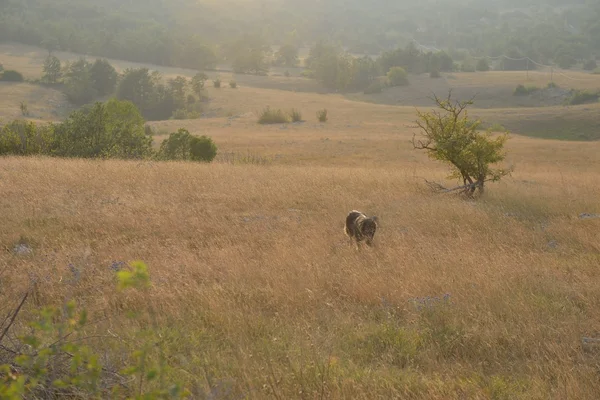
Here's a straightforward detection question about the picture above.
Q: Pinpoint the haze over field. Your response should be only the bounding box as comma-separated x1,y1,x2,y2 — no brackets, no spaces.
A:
1,0,600,399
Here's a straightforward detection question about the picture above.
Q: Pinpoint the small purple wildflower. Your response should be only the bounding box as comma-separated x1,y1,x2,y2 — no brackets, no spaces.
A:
110,261,126,272
68,263,81,282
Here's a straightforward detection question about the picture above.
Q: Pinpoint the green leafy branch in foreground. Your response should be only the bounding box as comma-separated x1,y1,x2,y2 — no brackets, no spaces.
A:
0,261,190,399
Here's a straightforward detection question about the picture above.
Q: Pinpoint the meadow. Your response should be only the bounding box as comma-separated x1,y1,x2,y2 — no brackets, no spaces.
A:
1,43,600,398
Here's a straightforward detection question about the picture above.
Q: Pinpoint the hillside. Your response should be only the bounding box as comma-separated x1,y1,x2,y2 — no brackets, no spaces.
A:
2,105,599,397
1,0,598,67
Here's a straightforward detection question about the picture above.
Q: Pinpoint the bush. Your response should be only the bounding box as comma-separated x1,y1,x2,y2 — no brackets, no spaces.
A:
429,69,441,78
159,128,216,162
289,109,303,122
594,68,600,75
258,107,289,124
229,80,237,88
461,62,476,72
476,58,490,72
190,135,217,162
567,90,599,105
387,67,408,87
0,120,55,156
213,79,221,88
547,82,558,89
0,70,24,82
583,59,598,71
0,63,3,72
52,99,153,159
364,81,385,94
317,108,328,123
514,84,539,96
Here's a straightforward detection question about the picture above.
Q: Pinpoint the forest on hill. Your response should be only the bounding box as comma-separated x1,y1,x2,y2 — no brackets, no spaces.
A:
1,0,599,71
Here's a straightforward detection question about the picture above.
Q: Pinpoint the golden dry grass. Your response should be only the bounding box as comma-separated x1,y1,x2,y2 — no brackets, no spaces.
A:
2,41,600,397
1,116,600,398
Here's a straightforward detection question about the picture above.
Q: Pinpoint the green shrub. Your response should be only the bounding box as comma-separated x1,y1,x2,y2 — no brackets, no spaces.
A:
190,135,217,162
547,82,558,89
567,90,599,105
364,81,385,94
229,80,237,88
0,120,55,156
387,67,408,87
0,70,24,82
213,78,221,88
0,261,191,398
159,128,217,162
289,108,303,122
52,98,153,159
429,69,441,78
461,62,476,72
583,59,597,71
317,108,328,123
514,84,539,96
476,58,490,72
0,63,3,72
258,107,289,124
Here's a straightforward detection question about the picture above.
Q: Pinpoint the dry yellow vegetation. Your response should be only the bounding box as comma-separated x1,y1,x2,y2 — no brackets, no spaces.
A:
2,93,600,398
1,42,600,398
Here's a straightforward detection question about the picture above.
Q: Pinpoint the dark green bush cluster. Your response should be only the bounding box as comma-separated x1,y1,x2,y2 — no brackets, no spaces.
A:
0,99,217,162
41,56,208,121
158,128,217,162
513,84,539,96
0,69,25,82
256,107,306,124
567,89,599,105
364,81,386,94
476,58,490,72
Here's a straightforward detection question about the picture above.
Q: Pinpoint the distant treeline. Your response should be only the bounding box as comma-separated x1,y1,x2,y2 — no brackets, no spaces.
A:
1,0,599,73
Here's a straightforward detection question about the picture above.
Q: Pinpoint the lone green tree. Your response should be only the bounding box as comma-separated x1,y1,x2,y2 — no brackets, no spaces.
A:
42,55,62,83
412,93,511,196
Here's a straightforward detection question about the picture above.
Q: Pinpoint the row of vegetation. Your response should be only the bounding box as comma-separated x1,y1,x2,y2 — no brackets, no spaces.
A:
36,56,214,121
513,82,600,105
257,107,328,124
0,99,217,162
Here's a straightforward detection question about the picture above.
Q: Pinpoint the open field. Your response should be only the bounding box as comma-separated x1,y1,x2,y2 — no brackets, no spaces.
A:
2,39,600,398
2,102,600,398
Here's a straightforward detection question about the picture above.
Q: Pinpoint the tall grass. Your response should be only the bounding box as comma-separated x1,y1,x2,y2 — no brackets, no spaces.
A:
1,153,599,398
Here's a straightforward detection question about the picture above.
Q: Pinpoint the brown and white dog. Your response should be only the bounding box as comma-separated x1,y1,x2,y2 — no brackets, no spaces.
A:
344,210,379,248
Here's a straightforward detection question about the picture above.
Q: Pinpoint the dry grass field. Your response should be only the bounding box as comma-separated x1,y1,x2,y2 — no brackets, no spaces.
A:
2,41,600,398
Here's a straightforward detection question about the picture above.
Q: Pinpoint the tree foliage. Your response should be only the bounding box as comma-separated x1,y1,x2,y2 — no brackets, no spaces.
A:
412,93,511,196
387,67,409,87
52,98,153,159
275,44,299,67
89,59,118,96
62,58,97,105
42,55,61,83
